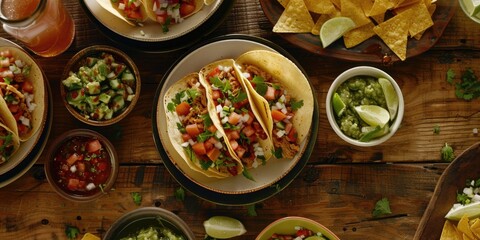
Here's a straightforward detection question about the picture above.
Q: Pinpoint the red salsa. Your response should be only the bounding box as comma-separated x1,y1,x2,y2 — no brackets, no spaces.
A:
51,136,111,196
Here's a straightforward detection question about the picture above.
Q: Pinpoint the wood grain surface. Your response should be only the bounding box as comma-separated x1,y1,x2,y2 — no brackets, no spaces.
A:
0,0,479,239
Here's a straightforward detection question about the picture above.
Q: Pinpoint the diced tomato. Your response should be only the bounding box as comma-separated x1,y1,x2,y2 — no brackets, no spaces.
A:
192,142,207,155
156,13,167,24
233,99,249,109
206,148,221,161
77,162,85,172
245,112,254,125
86,140,102,153
265,86,276,100
225,130,240,140
0,50,12,58
228,112,242,125
21,81,34,93
97,162,108,171
180,3,195,17
204,141,214,151
242,125,255,137
206,137,218,145
181,133,192,142
229,140,238,150
287,127,298,142
211,90,222,101
175,102,190,116
13,110,23,121
271,109,287,121
284,122,293,134
185,124,201,137
67,178,80,191
248,134,257,143
296,229,313,237
95,172,108,184
8,104,19,113
66,153,80,166
227,163,238,176
207,124,217,133
207,67,221,79
78,180,86,190
235,146,246,159
124,8,143,20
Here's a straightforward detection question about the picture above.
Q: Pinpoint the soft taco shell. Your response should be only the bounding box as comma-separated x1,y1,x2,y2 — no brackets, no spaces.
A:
0,121,20,165
0,47,46,142
164,72,243,179
199,59,274,167
144,0,204,22
235,50,314,146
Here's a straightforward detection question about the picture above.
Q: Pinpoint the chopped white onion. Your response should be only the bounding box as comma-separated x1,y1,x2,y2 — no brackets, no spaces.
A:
118,3,125,10
181,142,189,147
215,130,223,139
276,130,286,138
107,71,116,79
19,116,30,127
188,139,196,146
70,165,77,173
242,72,250,79
86,183,96,191
214,142,223,149
126,86,134,94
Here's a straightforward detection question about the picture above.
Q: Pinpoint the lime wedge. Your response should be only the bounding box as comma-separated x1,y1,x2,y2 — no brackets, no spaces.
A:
445,201,480,221
354,105,390,128
464,0,480,16
359,124,390,142
332,92,346,117
203,216,246,239
320,17,356,48
378,78,399,120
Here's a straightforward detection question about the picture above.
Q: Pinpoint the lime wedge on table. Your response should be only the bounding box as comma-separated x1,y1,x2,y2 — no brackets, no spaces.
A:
332,92,346,117
203,216,246,239
445,201,480,221
378,78,399,120
354,105,390,128
320,17,356,48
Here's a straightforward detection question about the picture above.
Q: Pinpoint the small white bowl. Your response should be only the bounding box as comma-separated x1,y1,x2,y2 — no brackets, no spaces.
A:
326,66,404,147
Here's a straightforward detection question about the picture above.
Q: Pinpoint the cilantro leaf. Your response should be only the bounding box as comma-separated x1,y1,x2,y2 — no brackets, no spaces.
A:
131,192,142,206
290,99,304,111
186,88,199,100
242,168,255,181
446,68,455,85
211,77,231,93
372,197,392,218
65,225,80,240
197,131,214,142
272,148,283,159
252,76,268,96
232,91,248,103
247,204,257,216
433,125,440,134
441,143,455,162
174,187,185,201
202,114,213,128
167,102,176,112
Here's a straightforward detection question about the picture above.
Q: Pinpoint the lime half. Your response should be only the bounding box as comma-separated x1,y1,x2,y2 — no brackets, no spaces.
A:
320,17,356,48
378,78,399,120
332,92,346,117
354,105,390,128
445,201,480,221
359,124,390,142
463,0,480,16
203,216,246,239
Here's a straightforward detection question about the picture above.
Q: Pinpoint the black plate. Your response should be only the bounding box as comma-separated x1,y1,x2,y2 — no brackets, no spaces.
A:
79,0,235,53
152,34,319,206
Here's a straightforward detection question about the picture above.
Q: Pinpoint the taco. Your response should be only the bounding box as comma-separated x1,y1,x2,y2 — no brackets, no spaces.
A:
104,0,149,23
199,59,273,171
0,47,46,142
144,0,204,32
235,50,314,159
0,121,20,165
164,73,244,178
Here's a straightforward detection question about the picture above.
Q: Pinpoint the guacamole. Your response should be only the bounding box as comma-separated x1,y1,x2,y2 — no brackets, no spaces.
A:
334,76,388,139
120,226,185,240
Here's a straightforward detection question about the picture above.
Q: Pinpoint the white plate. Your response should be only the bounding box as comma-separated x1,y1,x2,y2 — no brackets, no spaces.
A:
83,0,223,42
156,37,313,194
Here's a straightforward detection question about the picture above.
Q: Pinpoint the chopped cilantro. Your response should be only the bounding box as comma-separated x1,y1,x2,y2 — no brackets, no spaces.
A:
176,122,186,134
372,197,392,218
446,68,455,85
441,143,455,162
202,114,213,128
232,91,247,103
272,148,283,159
457,192,471,205
200,158,213,170
174,187,185,201
167,102,176,112
131,192,142,205
65,225,80,240
211,77,231,93
448,68,480,101
242,168,255,181
252,76,268,96
186,88,199,100
433,125,440,134
290,99,304,111
247,204,257,217
197,131,214,142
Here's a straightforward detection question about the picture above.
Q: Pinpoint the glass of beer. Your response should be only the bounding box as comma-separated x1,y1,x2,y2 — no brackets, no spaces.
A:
0,0,75,57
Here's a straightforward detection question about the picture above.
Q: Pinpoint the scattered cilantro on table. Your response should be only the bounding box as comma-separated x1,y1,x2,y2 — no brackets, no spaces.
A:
175,187,185,201
247,204,257,217
441,143,455,162
372,197,392,218
433,125,440,134
131,192,142,206
446,68,480,101
65,225,80,240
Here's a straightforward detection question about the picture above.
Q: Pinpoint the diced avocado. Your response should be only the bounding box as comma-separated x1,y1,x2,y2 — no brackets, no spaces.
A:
66,88,85,102
62,74,83,91
86,95,100,109
86,57,98,67
104,108,114,120
111,95,125,113
68,100,86,111
105,89,116,97
121,69,135,86
78,66,93,82
109,79,121,90
91,104,109,120
112,62,127,78
116,88,126,98
99,93,111,104
86,81,101,95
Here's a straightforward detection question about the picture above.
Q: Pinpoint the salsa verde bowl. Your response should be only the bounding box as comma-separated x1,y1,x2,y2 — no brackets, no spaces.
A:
44,129,118,202
326,66,404,147
104,207,196,240
60,45,141,126
256,216,340,240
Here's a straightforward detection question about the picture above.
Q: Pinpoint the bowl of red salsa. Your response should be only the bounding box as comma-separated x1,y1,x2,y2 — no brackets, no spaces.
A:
45,129,118,202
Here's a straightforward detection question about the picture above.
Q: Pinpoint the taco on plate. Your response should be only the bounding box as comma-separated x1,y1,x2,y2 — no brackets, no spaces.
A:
164,73,244,178
0,47,45,142
104,0,149,23
235,50,314,159
144,0,204,32
199,59,273,171
0,121,20,165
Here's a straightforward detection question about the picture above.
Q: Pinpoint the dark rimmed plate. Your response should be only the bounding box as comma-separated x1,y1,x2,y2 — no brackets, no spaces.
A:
152,34,319,205
80,0,235,52
259,0,457,63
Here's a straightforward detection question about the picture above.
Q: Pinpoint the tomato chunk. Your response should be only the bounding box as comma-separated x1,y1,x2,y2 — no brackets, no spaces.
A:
175,102,191,116
271,109,287,122
207,148,221,161
180,3,195,17
185,124,201,137
66,153,80,166
228,112,242,125
67,178,80,191
192,142,207,155
86,140,102,153
242,125,255,137
265,86,276,100
212,90,222,101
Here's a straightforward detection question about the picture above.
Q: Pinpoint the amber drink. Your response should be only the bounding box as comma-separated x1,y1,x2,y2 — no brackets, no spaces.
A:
0,0,75,57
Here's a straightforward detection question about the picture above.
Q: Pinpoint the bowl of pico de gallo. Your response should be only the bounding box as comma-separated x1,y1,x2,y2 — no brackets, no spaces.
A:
44,129,118,202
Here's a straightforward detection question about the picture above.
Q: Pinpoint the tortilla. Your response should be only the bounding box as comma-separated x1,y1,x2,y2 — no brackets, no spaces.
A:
0,47,46,142
163,73,243,179
103,0,149,23
144,0,204,23
235,50,314,159
199,59,274,170
0,122,20,165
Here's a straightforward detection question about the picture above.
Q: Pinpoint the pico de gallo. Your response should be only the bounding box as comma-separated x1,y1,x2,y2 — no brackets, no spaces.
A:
111,0,146,22
166,74,242,177
50,136,112,196
0,127,16,164
269,226,330,240
204,64,268,169
149,0,197,33
239,64,304,159
0,49,36,140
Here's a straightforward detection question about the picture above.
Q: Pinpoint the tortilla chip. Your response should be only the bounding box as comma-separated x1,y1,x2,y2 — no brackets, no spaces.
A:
341,0,371,27
277,0,289,8
311,14,331,35
413,3,436,40
396,0,420,8
440,220,462,240
404,2,433,37
273,0,315,33
368,0,395,16
331,0,341,8
305,0,336,14
344,22,376,48
371,13,385,24
373,13,410,60
458,215,476,240
470,218,480,239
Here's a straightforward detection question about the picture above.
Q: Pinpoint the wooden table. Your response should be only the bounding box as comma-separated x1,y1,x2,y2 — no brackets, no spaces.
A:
0,0,479,239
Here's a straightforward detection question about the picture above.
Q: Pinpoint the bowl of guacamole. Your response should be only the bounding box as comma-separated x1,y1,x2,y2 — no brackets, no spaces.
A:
104,207,195,240
326,66,404,147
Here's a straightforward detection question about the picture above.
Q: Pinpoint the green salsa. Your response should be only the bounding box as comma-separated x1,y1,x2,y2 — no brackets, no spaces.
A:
117,217,186,240
334,76,388,140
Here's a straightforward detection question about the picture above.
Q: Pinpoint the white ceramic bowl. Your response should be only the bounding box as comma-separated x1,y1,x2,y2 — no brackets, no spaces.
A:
326,66,404,147
256,216,340,240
